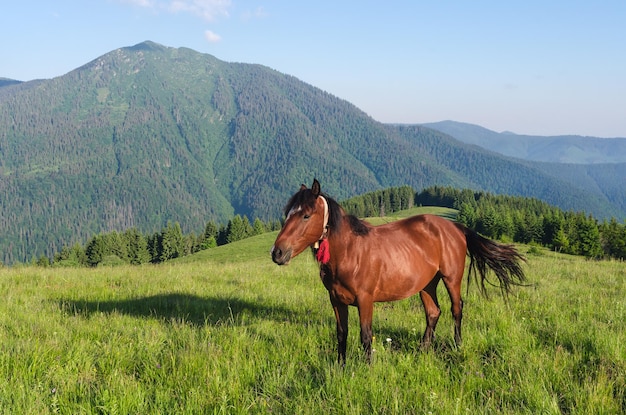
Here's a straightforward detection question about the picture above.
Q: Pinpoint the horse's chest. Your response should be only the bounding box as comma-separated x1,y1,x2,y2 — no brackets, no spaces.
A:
320,265,357,305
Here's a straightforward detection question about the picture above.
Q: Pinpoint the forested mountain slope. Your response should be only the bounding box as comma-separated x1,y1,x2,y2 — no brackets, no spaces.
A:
422,121,626,215
393,125,619,218
530,162,626,218
0,41,622,263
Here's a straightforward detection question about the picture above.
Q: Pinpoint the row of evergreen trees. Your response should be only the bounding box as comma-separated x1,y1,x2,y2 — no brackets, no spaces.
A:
417,186,626,259
23,185,626,267
31,215,280,267
343,185,626,260
340,186,415,218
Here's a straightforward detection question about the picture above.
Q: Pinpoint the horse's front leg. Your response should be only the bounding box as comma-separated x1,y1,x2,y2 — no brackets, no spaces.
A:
357,298,374,363
331,298,349,365
419,276,441,350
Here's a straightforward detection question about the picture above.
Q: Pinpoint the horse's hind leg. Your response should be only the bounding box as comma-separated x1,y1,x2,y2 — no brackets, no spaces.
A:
442,272,464,347
419,274,441,349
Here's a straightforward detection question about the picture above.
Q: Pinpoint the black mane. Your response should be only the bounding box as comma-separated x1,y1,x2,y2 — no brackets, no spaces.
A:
284,189,370,236
346,214,370,236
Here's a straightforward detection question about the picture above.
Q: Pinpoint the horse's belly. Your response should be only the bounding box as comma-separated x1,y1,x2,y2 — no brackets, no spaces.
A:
373,266,437,302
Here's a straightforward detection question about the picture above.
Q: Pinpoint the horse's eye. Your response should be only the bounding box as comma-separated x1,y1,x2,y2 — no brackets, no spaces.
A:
303,214,311,220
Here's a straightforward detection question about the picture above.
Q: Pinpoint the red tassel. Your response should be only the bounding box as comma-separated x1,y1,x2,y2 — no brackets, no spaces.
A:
316,239,330,264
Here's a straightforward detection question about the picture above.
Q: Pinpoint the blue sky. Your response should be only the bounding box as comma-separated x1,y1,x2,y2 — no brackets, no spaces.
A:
2,1,625,137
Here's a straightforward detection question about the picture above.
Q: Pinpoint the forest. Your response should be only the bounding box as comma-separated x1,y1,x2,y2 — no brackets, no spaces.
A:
1,41,624,265
413,186,626,259
344,185,626,260
15,185,625,268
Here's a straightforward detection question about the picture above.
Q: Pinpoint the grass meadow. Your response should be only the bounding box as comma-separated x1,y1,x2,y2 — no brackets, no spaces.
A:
1,214,625,413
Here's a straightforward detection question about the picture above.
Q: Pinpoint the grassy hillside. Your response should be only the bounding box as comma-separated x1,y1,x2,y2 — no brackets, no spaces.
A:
1,225,624,413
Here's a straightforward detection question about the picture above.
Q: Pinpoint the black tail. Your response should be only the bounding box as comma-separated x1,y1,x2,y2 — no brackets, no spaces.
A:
457,224,527,298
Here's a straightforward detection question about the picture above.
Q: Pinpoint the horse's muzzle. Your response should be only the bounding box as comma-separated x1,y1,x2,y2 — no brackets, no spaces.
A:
271,245,292,265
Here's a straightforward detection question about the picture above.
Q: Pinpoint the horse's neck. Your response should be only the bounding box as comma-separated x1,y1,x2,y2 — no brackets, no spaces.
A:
328,212,353,244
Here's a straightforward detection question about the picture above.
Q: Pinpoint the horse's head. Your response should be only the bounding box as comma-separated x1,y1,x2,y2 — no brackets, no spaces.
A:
271,179,329,265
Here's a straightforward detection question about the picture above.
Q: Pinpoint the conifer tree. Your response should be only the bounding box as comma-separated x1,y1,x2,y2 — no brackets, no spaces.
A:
125,228,150,265
160,222,185,261
252,218,266,235
226,215,250,243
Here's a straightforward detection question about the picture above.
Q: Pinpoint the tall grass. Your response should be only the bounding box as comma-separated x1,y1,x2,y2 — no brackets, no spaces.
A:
0,232,624,414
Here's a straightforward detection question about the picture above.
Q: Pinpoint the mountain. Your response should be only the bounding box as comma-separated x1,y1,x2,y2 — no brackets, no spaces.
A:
0,41,624,264
422,120,626,217
0,78,23,88
423,120,626,164
528,161,626,220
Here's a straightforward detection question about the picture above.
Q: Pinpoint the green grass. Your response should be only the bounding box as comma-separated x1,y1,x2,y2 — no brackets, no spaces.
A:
1,231,624,414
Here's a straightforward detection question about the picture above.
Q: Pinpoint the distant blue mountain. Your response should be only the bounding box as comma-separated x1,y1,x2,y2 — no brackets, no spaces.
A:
423,120,626,164
0,78,23,88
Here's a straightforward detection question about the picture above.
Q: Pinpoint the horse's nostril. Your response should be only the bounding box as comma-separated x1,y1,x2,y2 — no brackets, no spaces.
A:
271,245,291,265
271,246,282,263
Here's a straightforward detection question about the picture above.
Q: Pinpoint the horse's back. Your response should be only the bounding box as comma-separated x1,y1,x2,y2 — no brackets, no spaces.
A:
378,214,464,243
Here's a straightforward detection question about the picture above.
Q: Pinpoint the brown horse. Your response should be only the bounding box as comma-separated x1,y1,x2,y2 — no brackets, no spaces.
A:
271,179,526,363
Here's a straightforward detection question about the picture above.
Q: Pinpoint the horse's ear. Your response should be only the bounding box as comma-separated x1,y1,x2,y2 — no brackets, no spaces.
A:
311,179,321,197
300,184,307,191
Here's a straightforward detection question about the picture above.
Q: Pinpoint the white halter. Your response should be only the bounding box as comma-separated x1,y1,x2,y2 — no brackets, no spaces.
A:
319,196,329,240
313,196,329,250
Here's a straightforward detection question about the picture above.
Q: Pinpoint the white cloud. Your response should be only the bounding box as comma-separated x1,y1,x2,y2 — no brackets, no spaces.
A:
119,0,155,7
168,0,231,21
117,0,230,42
118,0,231,21
204,30,222,43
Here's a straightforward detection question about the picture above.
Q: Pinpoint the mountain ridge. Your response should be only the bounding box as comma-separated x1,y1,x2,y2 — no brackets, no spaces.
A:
423,120,626,164
0,78,23,88
0,41,623,264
